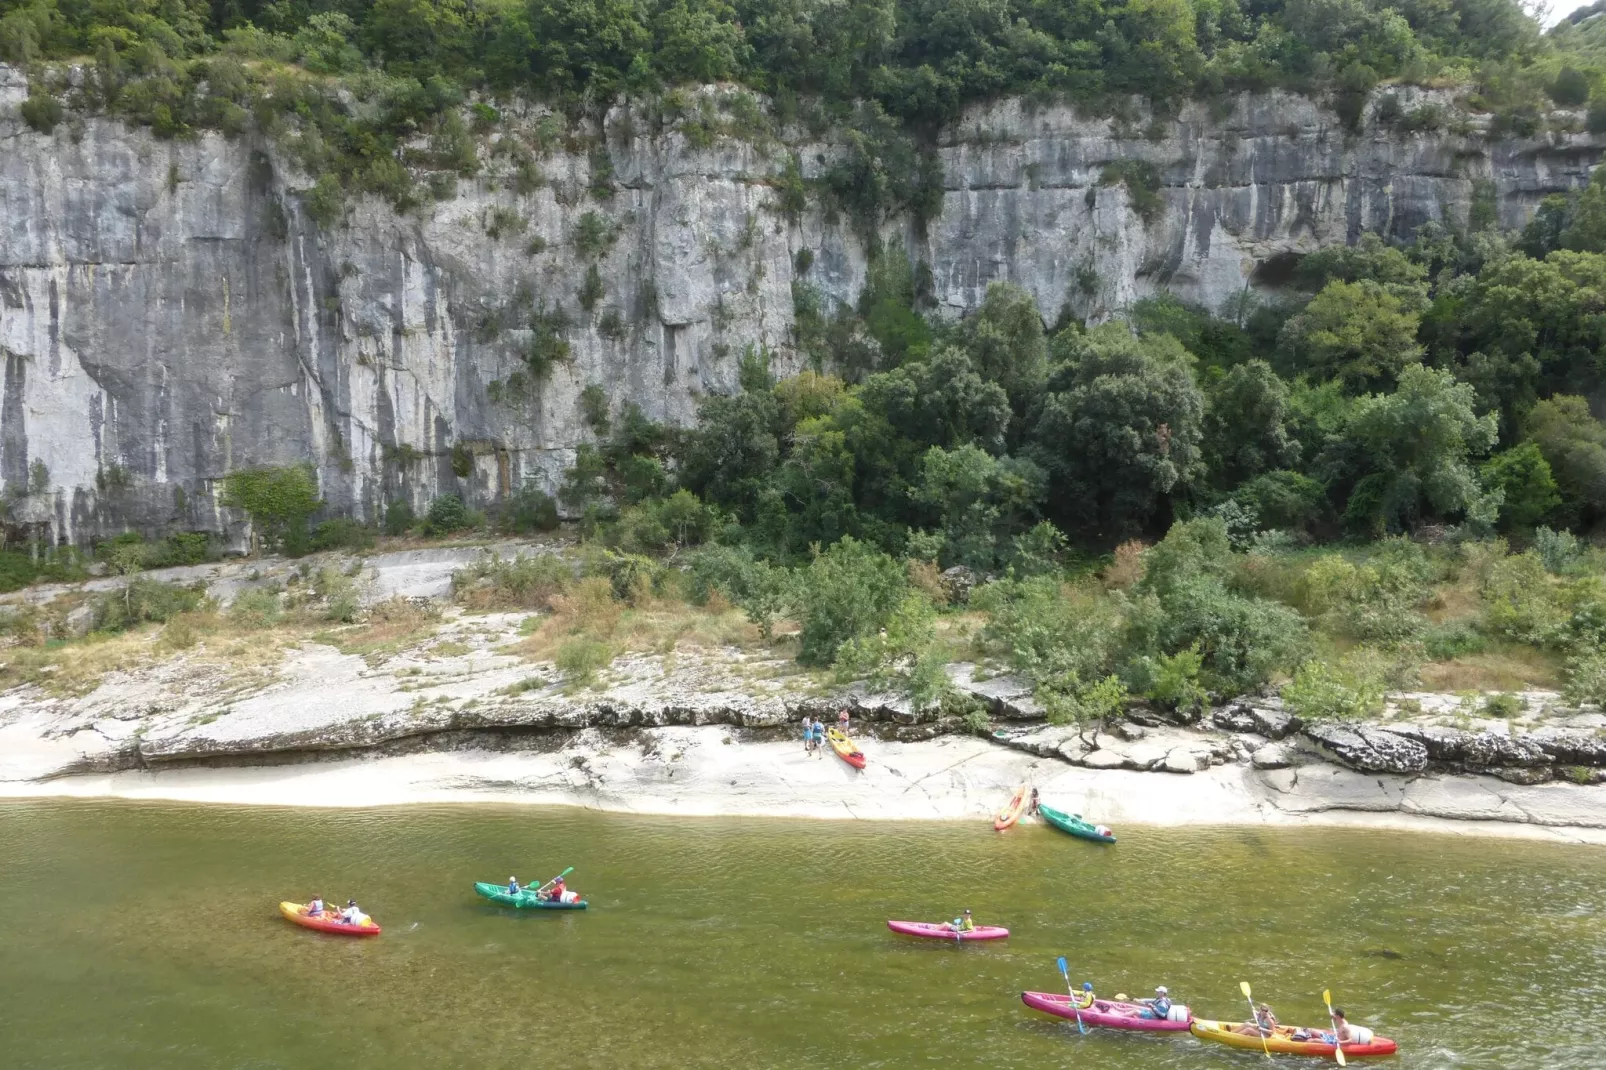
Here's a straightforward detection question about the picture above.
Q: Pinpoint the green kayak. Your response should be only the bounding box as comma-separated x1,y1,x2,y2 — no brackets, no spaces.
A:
1038,804,1116,844
474,881,589,910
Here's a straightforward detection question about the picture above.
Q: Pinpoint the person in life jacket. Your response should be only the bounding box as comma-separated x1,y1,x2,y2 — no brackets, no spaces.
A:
305,895,325,917
1073,981,1096,1010
1141,986,1173,1019
507,876,521,895
944,909,975,933
340,899,364,925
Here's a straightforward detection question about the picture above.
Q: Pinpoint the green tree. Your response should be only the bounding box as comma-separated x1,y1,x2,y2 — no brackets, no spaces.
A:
1331,365,1499,535
913,444,1045,570
1278,279,1423,392
1527,395,1606,528
652,0,750,83
795,536,907,665
1480,442,1560,531
220,464,322,552
1202,360,1299,488
1027,324,1205,541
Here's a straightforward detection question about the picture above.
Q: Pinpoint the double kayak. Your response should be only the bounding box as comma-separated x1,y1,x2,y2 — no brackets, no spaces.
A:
1038,803,1116,843
826,726,866,769
1190,1019,1398,1058
993,784,1028,830
887,919,1009,941
474,882,588,910
1021,991,1190,1031
279,901,381,936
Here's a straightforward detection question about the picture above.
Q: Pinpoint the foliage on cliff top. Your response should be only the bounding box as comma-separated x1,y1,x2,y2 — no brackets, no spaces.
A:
0,0,1592,147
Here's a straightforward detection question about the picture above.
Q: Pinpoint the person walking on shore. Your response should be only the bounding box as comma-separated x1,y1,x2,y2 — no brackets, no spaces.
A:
802,716,816,755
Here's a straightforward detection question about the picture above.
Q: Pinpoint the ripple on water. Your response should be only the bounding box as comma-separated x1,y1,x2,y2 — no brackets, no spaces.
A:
1,800,1604,1068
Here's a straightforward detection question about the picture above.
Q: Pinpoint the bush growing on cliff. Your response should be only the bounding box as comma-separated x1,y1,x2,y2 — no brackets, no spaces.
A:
94,580,205,633
221,465,322,553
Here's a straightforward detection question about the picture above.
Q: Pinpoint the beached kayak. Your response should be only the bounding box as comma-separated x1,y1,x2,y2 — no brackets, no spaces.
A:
994,784,1028,830
1020,991,1190,1031
826,727,866,769
1038,804,1116,843
474,882,588,909
1190,1018,1398,1058
278,901,381,935
886,920,1009,941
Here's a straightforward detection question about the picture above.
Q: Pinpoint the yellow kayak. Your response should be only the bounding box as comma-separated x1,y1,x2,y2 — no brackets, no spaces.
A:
826,726,865,768
1190,1019,1398,1058
994,784,1027,830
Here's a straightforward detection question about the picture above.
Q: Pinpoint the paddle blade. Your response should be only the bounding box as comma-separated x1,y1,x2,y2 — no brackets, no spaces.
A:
1240,981,1253,999
1323,989,1332,1008
1057,956,1069,978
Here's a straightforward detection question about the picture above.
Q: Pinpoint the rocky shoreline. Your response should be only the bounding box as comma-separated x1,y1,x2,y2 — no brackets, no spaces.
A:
1,545,1604,839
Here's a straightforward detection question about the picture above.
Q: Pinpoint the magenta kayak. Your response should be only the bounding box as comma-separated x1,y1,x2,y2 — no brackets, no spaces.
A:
886,920,1010,941
1020,991,1192,1031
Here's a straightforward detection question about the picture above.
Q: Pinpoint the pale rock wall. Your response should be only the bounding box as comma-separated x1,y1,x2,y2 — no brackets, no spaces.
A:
0,65,1601,545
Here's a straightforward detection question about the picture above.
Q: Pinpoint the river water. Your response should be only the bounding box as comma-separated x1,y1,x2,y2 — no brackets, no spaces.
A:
2,800,1603,1068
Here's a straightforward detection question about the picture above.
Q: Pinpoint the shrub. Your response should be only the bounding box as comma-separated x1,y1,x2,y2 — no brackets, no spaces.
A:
555,636,612,687
1422,620,1488,660
424,494,470,535
1534,526,1581,575
220,464,322,551
96,580,205,632
1141,644,1208,720
383,498,416,536
795,537,907,666
1282,658,1385,721
1482,692,1523,718
975,575,1115,686
311,518,376,553
453,552,573,611
1482,551,1565,646
1564,649,1606,708
21,93,63,134
499,483,561,534
832,593,950,708
316,567,361,623
229,587,282,629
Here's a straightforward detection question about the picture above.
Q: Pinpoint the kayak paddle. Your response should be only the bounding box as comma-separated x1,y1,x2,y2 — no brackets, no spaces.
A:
534,866,574,897
1323,989,1346,1067
1056,956,1087,1035
1240,981,1271,1060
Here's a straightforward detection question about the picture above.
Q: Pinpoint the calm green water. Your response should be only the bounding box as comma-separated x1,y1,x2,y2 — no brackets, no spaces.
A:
3,801,1604,1068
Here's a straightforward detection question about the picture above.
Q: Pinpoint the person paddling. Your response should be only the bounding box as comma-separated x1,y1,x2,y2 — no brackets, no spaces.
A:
942,908,976,933
1141,986,1173,1020
340,899,364,925
1233,1002,1278,1036
1073,981,1096,1010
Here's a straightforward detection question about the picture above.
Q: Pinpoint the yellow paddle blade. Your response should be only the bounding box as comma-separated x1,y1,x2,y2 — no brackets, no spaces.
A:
1240,981,1253,999
1323,989,1332,1006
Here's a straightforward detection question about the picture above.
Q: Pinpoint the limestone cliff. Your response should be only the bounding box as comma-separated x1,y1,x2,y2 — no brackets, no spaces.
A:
0,65,1600,545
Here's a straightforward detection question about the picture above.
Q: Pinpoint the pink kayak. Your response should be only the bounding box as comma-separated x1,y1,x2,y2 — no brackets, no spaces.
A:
1021,991,1191,1031
886,920,1009,941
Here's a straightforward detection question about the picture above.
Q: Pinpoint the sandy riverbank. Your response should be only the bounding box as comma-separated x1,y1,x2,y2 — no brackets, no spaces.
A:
6,728,1606,844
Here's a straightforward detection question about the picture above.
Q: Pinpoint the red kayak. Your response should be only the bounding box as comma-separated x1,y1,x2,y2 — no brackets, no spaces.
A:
887,919,1009,941
279,901,381,936
1022,990,1190,1031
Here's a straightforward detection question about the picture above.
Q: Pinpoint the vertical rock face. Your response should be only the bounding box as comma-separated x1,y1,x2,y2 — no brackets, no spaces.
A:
0,66,1601,545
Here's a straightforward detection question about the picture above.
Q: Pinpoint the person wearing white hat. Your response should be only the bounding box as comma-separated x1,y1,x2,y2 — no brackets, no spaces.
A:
1144,986,1174,1020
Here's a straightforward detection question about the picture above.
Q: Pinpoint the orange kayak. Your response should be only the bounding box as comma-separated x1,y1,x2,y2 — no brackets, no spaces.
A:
994,784,1028,830
279,901,381,936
